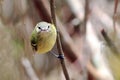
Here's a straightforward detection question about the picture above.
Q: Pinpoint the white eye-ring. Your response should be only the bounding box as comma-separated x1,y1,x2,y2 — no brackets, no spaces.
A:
36,26,41,32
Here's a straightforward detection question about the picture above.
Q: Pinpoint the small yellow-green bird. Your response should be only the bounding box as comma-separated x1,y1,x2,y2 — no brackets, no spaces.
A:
30,21,57,54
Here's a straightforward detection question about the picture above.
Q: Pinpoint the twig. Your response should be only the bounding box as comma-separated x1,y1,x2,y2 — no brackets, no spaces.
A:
82,0,89,35
50,0,70,80
92,6,120,33
86,21,114,80
101,29,119,55
33,0,51,22
113,0,118,32
80,0,90,79
21,58,39,80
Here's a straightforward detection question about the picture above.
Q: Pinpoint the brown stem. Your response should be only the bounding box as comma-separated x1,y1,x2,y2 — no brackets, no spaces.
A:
113,0,118,32
101,29,119,55
81,0,90,79
50,0,70,80
81,0,89,35
33,0,51,22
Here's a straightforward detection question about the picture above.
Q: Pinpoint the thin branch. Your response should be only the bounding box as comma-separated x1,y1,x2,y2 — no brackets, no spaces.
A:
33,0,51,22
80,0,90,79
21,58,39,80
101,29,119,54
50,0,70,80
82,0,89,35
113,0,118,32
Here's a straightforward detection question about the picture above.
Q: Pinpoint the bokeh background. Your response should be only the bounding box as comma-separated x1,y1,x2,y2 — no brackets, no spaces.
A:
0,0,120,80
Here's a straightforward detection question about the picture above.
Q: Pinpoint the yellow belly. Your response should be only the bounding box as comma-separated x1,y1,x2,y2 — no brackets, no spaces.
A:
37,25,57,54
37,35,56,54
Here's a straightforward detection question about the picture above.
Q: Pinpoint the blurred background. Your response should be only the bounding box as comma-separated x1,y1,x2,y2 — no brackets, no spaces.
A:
0,0,120,80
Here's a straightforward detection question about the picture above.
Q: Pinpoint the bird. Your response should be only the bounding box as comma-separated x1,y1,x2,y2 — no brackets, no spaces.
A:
30,21,57,54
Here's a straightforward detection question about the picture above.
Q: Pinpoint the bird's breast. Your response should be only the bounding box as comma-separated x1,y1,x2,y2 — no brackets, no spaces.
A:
37,32,56,54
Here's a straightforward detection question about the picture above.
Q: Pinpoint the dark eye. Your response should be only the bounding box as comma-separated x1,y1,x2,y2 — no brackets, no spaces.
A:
38,26,41,29
48,26,50,28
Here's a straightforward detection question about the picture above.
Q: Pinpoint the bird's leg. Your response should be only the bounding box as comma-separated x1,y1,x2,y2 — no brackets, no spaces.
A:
49,51,64,59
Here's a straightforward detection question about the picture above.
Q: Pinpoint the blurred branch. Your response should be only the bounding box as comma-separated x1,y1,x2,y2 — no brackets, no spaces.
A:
92,6,120,34
86,21,114,80
21,58,39,80
50,0,70,80
66,0,84,21
33,0,51,22
101,29,119,55
81,0,90,79
113,0,118,32
82,0,89,35
66,0,116,79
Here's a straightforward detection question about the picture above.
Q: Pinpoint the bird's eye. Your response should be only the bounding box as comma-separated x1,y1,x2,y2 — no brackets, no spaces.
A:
48,26,50,28
38,26,41,29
